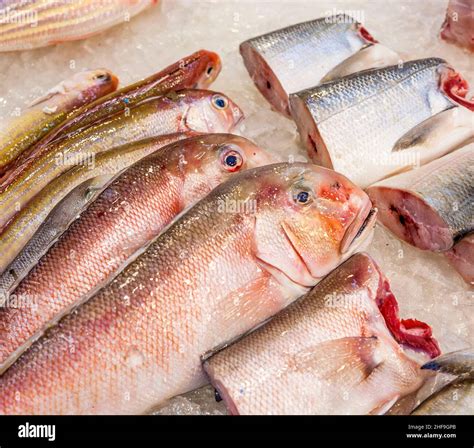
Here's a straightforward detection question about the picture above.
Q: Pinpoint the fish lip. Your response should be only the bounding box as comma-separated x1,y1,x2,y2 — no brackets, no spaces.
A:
231,105,245,130
341,205,377,254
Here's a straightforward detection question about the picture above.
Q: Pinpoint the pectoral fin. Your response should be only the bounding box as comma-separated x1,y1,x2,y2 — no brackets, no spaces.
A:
290,336,381,385
391,108,473,163
321,44,401,83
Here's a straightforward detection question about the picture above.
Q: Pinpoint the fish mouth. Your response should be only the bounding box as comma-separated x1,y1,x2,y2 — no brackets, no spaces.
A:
202,363,240,415
231,104,245,130
340,204,377,254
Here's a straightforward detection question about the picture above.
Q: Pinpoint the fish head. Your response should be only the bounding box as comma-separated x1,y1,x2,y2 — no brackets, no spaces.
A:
192,50,222,88
180,89,244,134
173,134,277,205
69,69,119,99
249,163,375,288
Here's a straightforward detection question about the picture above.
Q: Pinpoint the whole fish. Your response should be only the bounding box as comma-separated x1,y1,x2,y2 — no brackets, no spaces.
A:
240,14,399,116
203,252,439,415
0,49,221,180
0,134,186,302
0,0,155,52
0,134,276,373
290,58,474,187
440,0,474,52
0,68,118,170
0,134,191,277
0,162,375,414
0,89,243,233
367,145,473,252
445,233,474,286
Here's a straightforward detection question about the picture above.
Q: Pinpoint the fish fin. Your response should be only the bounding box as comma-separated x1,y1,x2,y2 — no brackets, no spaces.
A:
391,107,473,159
392,110,453,152
290,336,381,386
27,82,68,108
422,348,474,379
321,44,400,83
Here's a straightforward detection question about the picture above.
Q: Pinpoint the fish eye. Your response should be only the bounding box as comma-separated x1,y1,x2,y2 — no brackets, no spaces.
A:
212,95,228,110
220,145,244,172
206,65,214,76
94,73,111,82
294,190,312,205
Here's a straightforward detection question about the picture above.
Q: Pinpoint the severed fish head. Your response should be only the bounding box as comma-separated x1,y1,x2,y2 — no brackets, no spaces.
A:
242,163,376,289
180,89,244,134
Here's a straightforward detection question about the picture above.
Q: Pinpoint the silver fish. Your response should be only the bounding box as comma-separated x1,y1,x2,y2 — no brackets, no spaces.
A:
290,58,474,187
240,14,398,116
367,145,473,252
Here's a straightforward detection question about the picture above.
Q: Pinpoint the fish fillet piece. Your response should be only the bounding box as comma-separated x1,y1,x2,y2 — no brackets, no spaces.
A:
0,162,374,414
240,14,400,116
0,68,118,170
367,145,473,252
290,58,474,187
445,233,474,286
0,89,243,233
0,0,155,52
0,49,221,180
0,134,277,373
203,252,439,415
440,0,474,52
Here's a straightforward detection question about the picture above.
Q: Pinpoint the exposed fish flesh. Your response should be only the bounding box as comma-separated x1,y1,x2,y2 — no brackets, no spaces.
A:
0,162,375,414
290,58,474,187
240,14,399,116
0,50,221,180
440,0,474,52
0,69,118,170
0,134,276,373
0,89,243,233
0,134,190,279
367,145,473,252
203,252,439,415
0,0,155,52
445,233,474,286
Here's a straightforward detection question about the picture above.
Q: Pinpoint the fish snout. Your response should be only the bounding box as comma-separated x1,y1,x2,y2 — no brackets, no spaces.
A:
340,198,377,254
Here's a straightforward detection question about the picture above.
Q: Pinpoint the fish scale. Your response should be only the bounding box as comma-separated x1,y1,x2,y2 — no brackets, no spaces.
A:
204,253,437,415
0,0,155,52
290,58,473,187
0,134,276,373
0,162,373,414
0,68,118,170
367,144,473,252
0,89,243,233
